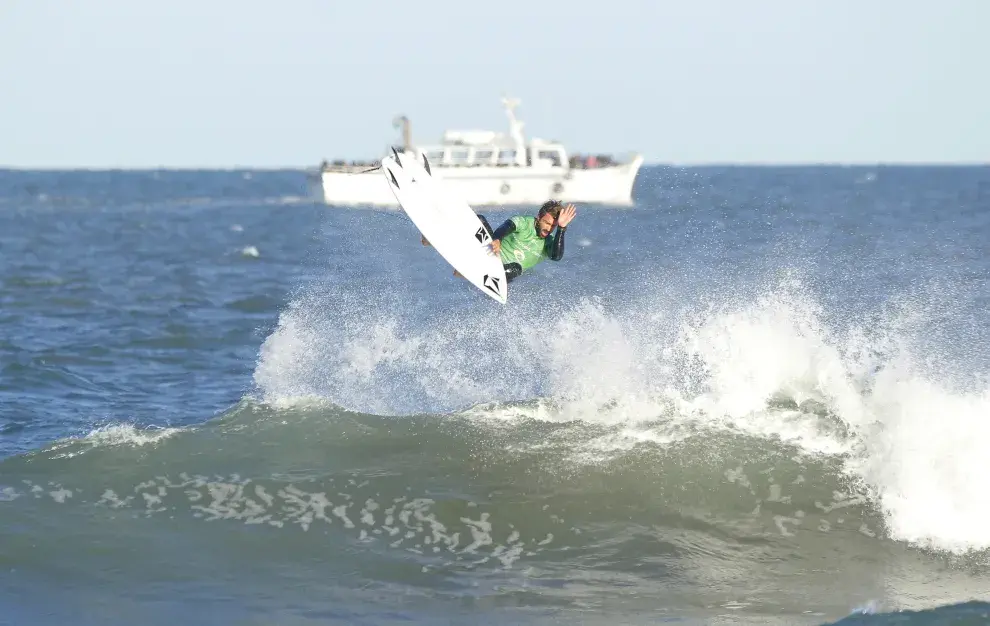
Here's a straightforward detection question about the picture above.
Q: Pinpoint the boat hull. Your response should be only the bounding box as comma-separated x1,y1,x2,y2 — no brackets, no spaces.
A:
312,155,644,207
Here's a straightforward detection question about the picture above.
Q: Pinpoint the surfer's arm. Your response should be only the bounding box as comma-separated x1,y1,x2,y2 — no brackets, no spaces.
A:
491,220,516,240
548,226,566,261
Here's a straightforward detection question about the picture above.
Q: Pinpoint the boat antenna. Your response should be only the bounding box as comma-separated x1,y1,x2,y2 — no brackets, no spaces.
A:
393,115,411,151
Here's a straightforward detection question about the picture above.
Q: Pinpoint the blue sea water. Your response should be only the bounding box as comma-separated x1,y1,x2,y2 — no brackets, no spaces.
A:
1,165,989,625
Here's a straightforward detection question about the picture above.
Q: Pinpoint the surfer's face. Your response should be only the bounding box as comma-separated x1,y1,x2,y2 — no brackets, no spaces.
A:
536,213,556,238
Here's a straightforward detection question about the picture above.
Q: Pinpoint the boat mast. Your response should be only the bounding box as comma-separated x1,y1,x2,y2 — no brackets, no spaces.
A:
501,97,526,166
392,115,411,152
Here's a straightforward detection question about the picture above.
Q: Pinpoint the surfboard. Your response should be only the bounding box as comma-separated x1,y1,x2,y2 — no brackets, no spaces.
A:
381,149,508,304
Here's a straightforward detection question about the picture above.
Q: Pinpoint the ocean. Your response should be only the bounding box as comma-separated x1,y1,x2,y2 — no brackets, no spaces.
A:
1,165,988,625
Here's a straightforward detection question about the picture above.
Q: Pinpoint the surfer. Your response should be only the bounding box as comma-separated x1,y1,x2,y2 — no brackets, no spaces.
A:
422,200,576,283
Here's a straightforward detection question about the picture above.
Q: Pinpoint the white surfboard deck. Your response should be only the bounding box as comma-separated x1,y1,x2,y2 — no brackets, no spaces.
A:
381,149,507,304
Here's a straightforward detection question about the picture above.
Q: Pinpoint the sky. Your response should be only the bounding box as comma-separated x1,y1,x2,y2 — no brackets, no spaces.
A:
1,0,987,168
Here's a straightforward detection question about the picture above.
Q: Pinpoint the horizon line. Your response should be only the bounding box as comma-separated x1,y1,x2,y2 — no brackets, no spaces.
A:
1,160,988,172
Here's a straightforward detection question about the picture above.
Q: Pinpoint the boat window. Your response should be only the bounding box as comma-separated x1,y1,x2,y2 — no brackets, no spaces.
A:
497,150,516,165
473,149,494,164
426,150,446,164
450,150,469,165
538,150,562,166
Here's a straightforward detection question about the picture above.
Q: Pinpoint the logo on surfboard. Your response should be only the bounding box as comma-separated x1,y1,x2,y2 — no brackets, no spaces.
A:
482,274,501,296
475,227,491,244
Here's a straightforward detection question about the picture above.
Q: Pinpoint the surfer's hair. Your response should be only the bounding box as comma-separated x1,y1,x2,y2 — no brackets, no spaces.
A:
538,200,563,220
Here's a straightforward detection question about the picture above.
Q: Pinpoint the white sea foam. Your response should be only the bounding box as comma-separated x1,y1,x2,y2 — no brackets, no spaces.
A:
252,273,990,553
45,423,184,459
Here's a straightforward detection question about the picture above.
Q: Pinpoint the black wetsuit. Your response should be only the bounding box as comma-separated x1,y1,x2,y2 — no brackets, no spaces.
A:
477,214,566,282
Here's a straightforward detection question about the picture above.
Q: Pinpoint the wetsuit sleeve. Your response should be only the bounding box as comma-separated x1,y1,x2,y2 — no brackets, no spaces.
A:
547,226,566,261
492,219,516,240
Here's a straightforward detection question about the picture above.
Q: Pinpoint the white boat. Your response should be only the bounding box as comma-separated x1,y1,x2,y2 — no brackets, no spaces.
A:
309,97,644,207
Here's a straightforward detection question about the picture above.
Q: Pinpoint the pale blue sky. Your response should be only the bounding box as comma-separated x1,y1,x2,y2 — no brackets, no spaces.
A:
1,0,987,168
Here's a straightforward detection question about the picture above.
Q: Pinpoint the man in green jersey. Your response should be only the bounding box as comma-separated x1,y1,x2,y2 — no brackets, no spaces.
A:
422,200,577,283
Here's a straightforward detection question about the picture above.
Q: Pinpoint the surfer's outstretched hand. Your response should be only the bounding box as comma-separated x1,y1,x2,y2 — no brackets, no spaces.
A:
558,204,577,228
490,239,501,256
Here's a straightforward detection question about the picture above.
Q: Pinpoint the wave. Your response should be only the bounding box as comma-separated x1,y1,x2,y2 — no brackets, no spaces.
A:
1,394,986,620
2,261,988,618
249,268,990,556
0,397,879,572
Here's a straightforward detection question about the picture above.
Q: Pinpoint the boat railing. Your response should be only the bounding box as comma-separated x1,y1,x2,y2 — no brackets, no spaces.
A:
568,153,631,169
318,152,637,173
320,159,382,173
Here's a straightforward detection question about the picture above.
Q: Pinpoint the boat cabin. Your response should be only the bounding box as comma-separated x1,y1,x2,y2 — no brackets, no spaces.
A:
317,97,622,173
418,142,567,169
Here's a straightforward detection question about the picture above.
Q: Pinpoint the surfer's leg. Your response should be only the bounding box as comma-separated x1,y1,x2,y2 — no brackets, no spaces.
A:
504,263,523,283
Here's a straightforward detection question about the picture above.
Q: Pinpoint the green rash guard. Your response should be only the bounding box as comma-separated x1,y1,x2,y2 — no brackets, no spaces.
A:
495,215,566,271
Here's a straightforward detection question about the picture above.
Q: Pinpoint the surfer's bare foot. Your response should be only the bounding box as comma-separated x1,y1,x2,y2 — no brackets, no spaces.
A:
421,236,431,247
453,270,463,278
